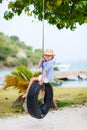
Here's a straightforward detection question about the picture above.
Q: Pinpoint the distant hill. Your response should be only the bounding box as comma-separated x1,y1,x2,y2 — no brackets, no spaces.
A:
0,32,42,69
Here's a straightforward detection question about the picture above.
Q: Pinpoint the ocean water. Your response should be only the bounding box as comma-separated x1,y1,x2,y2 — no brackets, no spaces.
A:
69,61,87,71
0,61,87,87
0,69,13,86
59,61,87,87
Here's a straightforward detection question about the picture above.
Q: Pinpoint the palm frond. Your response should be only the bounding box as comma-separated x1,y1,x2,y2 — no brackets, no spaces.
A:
16,66,32,81
4,65,41,93
32,71,41,77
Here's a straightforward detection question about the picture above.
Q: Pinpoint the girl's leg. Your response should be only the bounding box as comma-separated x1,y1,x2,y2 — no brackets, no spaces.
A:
40,86,45,104
22,77,38,98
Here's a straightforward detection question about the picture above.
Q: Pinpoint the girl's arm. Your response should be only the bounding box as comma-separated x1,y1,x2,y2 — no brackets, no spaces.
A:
37,57,44,68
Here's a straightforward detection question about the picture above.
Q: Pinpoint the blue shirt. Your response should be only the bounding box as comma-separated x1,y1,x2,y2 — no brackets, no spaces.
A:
40,59,55,81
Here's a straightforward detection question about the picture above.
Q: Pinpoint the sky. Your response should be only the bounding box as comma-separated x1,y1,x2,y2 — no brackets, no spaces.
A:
0,1,87,63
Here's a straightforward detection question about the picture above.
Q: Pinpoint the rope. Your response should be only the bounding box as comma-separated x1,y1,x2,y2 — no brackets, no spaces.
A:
42,0,45,53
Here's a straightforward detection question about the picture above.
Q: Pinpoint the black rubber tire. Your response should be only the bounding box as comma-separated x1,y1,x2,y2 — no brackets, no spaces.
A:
27,81,53,119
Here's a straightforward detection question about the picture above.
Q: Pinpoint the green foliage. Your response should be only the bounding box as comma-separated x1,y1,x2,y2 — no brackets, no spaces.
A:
0,33,18,60
3,58,28,67
2,0,87,30
0,0,2,3
54,66,59,71
0,45,10,60
16,57,29,66
10,36,19,41
13,65,33,81
4,65,41,93
4,11,14,20
4,65,32,93
32,71,41,77
0,33,42,68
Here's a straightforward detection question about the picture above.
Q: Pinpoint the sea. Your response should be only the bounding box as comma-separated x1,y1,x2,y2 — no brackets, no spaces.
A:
0,61,87,88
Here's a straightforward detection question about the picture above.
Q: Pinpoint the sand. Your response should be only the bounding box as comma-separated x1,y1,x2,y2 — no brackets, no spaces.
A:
0,106,87,130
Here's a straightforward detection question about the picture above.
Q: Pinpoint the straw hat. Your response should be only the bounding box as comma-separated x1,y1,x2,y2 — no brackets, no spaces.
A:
44,49,55,56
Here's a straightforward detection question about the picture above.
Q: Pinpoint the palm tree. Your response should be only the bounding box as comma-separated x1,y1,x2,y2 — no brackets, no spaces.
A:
4,65,41,93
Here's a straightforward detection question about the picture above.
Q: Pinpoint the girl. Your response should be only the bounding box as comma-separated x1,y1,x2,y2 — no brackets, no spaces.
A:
22,49,55,98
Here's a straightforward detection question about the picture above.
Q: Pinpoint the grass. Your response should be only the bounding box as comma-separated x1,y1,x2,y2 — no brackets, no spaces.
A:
53,86,87,108
0,86,87,118
0,87,23,118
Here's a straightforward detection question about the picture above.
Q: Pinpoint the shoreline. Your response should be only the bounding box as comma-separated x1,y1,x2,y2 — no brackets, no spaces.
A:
55,71,87,79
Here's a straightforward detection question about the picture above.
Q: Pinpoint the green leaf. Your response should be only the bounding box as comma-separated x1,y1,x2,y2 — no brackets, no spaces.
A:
8,1,14,9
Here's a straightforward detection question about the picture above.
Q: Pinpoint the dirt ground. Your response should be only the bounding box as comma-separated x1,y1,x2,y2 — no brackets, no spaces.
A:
0,106,87,130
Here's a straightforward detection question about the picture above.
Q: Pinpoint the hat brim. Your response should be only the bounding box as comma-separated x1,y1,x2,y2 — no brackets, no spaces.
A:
44,53,55,56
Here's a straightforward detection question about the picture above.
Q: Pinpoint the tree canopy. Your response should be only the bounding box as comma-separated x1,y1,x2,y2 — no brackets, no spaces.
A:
1,0,87,30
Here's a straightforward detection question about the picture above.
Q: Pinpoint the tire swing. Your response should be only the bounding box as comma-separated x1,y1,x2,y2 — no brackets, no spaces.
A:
27,81,53,119
27,0,53,119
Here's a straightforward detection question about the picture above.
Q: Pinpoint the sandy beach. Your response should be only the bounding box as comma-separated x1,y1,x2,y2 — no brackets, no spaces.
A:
0,105,87,130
